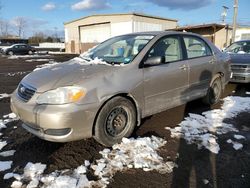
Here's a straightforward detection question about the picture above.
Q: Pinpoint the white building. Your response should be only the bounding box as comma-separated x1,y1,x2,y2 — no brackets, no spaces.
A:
235,26,250,41
64,13,178,53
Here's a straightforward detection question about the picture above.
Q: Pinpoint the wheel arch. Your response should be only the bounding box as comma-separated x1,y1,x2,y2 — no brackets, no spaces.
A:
92,93,141,136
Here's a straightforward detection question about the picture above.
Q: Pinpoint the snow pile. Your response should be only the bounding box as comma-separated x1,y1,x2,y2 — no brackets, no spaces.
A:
90,136,174,187
73,56,111,66
33,61,60,71
165,96,250,154
9,136,173,188
0,93,9,100
10,162,46,188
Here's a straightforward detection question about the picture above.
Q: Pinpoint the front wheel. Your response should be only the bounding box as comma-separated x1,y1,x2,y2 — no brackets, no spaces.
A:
94,97,136,146
203,76,222,105
8,51,14,56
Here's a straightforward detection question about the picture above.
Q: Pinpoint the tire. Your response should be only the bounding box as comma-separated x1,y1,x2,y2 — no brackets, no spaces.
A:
8,51,14,56
203,76,222,105
94,97,136,146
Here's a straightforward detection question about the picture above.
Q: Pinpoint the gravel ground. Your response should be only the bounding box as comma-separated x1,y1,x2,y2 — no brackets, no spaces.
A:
0,54,249,188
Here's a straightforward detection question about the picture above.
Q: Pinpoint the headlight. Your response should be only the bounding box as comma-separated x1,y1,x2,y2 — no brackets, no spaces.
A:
36,86,86,105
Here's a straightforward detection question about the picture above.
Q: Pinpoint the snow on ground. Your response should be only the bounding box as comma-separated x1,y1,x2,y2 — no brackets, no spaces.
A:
25,59,54,62
0,113,19,175
227,139,243,150
8,55,50,60
165,96,250,154
0,150,16,157
9,136,174,188
0,93,9,100
0,161,12,172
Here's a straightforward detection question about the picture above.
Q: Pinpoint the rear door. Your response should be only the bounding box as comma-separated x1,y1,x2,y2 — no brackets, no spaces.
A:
182,35,215,99
143,35,189,116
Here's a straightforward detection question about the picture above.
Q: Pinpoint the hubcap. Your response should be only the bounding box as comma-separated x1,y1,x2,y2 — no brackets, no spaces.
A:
106,107,128,137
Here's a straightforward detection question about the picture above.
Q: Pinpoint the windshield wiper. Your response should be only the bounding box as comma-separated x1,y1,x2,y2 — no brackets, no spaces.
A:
79,56,92,62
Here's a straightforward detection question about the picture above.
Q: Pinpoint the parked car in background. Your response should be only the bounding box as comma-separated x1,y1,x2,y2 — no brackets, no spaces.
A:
1,44,35,55
224,40,250,83
11,31,231,146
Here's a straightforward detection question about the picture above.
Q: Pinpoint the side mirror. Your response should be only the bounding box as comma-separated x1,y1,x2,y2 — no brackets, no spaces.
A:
144,56,165,67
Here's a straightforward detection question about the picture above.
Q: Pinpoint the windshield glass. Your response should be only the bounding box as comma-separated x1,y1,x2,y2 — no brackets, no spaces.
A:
225,41,250,54
81,34,155,64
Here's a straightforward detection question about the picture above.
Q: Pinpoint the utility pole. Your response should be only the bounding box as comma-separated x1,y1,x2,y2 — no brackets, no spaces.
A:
232,0,238,43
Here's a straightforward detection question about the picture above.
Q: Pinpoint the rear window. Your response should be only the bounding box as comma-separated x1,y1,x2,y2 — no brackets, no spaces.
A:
183,36,212,58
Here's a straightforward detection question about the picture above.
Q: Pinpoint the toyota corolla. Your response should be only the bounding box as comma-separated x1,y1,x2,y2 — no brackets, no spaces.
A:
11,31,231,146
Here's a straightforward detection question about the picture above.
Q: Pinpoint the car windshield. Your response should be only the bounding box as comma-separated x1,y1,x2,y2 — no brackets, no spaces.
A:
225,41,250,54
80,34,155,64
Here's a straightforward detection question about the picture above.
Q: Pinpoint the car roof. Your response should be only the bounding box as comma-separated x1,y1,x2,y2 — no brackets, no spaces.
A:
119,31,205,38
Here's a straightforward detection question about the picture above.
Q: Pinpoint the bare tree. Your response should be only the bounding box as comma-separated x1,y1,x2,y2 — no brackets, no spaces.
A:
12,17,26,38
0,19,10,37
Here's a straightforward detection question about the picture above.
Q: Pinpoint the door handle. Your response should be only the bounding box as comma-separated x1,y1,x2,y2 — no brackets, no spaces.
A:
179,64,187,70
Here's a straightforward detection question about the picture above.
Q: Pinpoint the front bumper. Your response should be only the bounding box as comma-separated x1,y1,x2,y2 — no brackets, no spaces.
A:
10,90,99,142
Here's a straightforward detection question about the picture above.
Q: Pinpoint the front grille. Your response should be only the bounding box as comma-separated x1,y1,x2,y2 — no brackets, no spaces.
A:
232,76,246,81
231,65,248,69
17,83,36,102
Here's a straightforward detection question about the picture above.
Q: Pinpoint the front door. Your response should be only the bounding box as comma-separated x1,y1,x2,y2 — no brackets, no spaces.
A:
143,35,189,116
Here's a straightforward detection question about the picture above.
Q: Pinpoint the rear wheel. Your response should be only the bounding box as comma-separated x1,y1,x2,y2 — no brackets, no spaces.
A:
28,50,33,55
94,97,136,146
203,76,222,105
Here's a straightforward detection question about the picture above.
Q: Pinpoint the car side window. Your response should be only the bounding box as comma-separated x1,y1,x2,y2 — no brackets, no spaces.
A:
148,36,183,63
183,36,212,58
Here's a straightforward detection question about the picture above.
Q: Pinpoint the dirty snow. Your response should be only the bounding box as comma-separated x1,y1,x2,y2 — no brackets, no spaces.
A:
0,161,12,171
0,93,9,100
165,96,250,154
10,136,174,188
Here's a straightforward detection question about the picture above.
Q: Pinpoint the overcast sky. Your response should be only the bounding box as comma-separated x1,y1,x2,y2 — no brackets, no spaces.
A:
0,0,249,38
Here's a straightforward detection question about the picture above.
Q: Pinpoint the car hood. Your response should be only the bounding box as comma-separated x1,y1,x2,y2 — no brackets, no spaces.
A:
1,47,9,51
229,53,250,65
21,58,117,92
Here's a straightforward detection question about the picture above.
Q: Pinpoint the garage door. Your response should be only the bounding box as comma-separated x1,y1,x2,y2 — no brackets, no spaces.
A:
80,23,111,43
